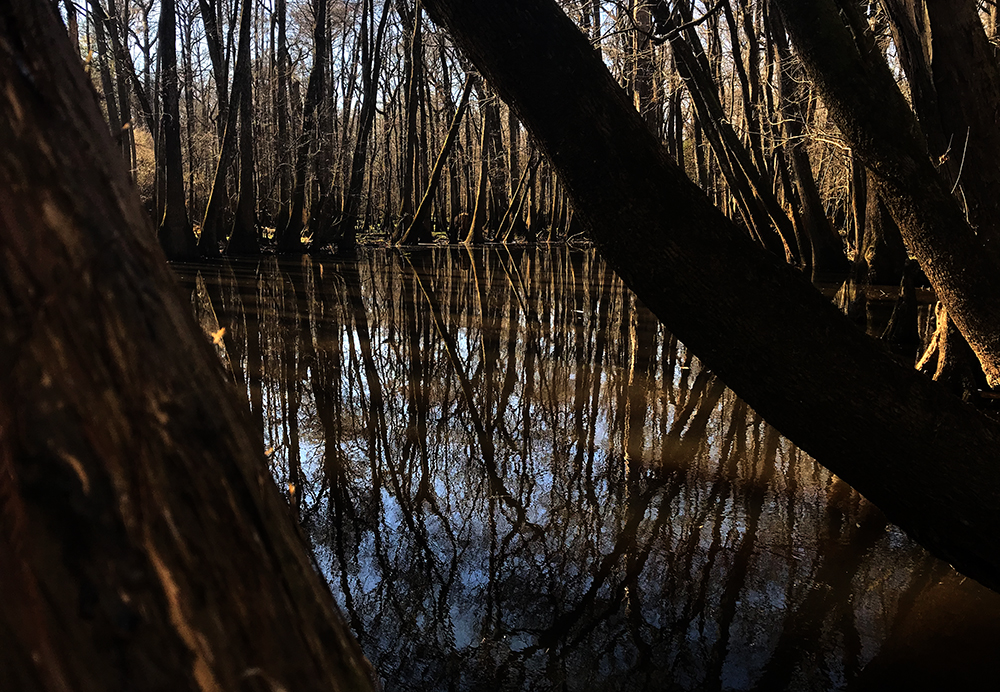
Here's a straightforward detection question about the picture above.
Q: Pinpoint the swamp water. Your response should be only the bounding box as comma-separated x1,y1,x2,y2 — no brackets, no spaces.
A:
175,246,1000,691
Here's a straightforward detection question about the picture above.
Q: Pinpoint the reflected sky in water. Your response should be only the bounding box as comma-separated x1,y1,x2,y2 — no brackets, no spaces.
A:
176,246,1000,692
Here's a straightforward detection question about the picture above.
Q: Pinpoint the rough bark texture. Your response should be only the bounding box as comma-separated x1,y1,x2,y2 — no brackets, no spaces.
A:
882,0,1000,259
0,2,378,688
773,0,1000,387
420,0,1000,591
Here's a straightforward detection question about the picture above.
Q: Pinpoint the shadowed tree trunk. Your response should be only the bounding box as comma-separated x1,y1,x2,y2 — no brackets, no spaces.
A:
882,0,1000,260
198,0,229,145
0,0,378,688
199,0,253,256
277,0,327,253
322,0,392,250
226,0,260,256
398,0,424,226
274,0,291,230
156,0,198,259
398,75,474,244
420,0,1000,592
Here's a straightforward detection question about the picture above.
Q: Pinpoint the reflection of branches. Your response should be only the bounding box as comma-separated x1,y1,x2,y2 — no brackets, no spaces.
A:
404,252,540,535
172,248,977,690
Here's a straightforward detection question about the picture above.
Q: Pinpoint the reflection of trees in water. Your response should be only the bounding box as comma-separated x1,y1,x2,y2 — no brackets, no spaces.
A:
187,247,950,691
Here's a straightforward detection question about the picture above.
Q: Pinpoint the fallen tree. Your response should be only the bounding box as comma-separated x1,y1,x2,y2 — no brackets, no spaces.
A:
419,0,1000,591
0,1,377,689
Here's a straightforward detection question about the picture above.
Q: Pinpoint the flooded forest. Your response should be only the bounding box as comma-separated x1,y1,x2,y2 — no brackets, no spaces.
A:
4,0,1000,691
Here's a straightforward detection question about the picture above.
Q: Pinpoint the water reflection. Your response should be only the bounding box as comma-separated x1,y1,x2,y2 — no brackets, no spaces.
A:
176,247,1000,691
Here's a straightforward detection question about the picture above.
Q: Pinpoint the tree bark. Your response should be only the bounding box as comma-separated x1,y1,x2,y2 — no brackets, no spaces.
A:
276,0,327,253
226,0,260,256
773,0,1000,387
0,1,378,688
398,75,474,244
156,0,198,260
881,0,1000,260
420,0,1000,592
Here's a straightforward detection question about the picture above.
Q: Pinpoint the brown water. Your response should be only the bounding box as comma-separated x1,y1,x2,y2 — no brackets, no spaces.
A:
175,246,1000,692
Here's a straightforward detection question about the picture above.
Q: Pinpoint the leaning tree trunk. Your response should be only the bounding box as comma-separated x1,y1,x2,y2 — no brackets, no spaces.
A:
0,2,378,688
882,0,1000,260
773,0,1000,387
767,5,848,276
398,75,474,244
420,0,1000,593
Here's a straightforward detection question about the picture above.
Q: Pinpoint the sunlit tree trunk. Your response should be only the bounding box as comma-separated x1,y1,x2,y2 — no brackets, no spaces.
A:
659,0,799,261
631,1,659,133
766,5,848,275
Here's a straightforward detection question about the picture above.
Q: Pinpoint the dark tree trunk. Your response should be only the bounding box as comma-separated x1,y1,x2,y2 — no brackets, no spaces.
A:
200,0,253,257
421,0,1000,592
276,0,327,253
198,0,230,144
472,78,509,237
322,0,392,250
88,0,120,136
226,0,259,256
882,0,1000,258
0,1,378,688
399,76,474,244
156,0,198,260
861,170,907,286
108,0,134,168
274,0,291,229
774,0,1000,387
399,0,424,224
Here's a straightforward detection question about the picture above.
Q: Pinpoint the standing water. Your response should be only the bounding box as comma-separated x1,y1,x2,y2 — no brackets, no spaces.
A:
175,246,1000,691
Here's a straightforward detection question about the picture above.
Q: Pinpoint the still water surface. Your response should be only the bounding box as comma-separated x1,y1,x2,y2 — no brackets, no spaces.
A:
176,246,1000,691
